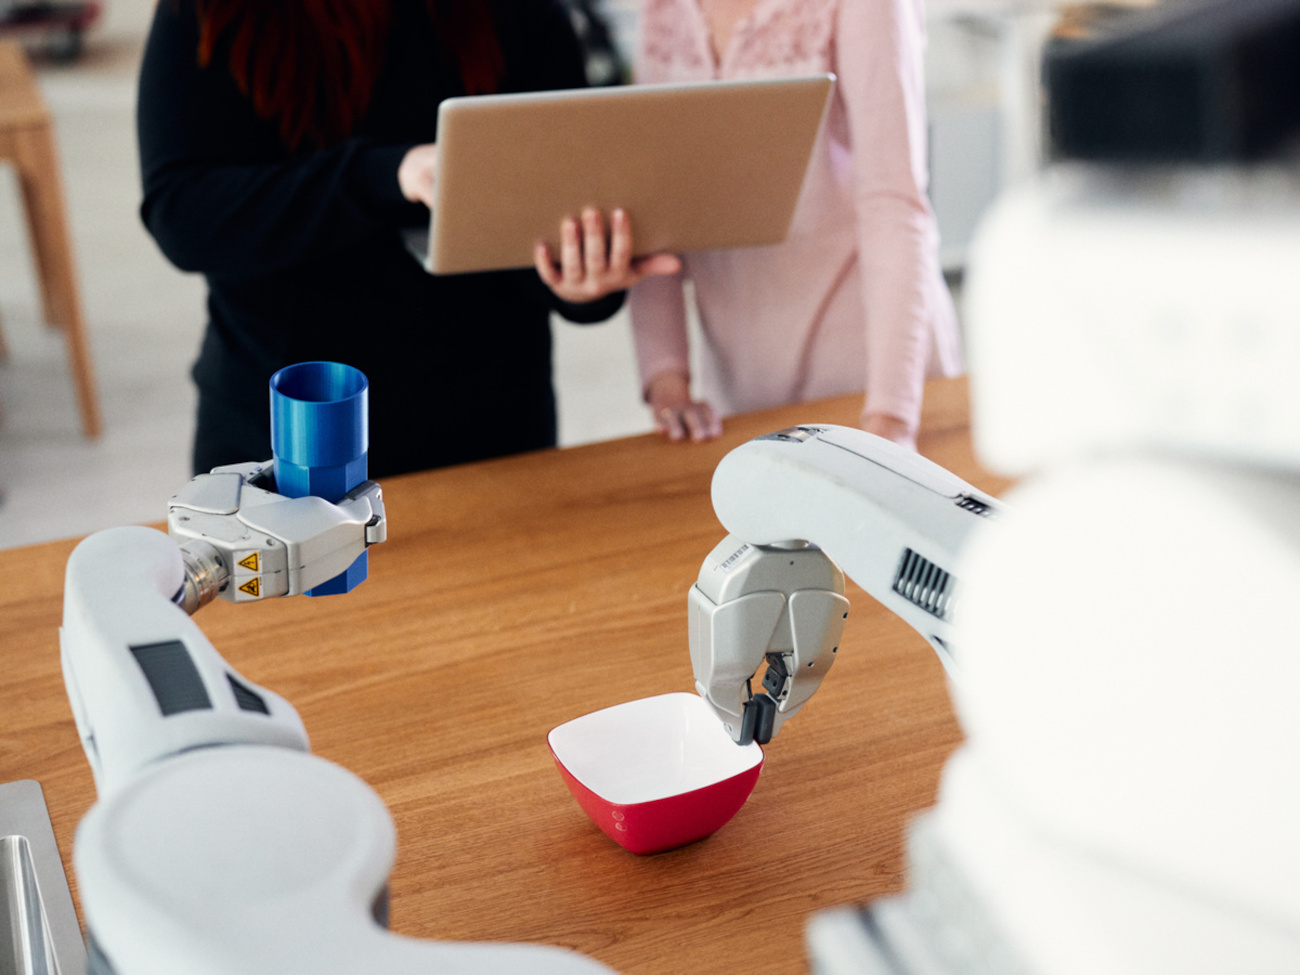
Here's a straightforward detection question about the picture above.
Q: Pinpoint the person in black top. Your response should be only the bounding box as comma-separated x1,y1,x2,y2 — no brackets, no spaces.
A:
137,0,677,478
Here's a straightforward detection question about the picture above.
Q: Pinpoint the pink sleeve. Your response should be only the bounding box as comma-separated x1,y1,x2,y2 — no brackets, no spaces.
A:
629,270,692,399
836,0,942,427
627,0,693,400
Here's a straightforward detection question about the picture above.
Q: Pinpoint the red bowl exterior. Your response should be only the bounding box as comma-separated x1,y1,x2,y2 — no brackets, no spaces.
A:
551,749,764,855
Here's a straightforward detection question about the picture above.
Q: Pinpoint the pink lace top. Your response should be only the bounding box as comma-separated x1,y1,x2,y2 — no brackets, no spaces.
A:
629,0,963,429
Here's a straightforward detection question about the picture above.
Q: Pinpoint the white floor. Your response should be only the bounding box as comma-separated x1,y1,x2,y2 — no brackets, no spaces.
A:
0,0,654,550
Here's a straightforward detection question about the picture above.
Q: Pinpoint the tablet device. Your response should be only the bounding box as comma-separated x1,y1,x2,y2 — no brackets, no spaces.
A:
420,74,835,275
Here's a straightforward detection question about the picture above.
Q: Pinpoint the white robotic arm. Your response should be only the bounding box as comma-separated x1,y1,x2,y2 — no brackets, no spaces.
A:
691,425,1002,744
60,466,611,975
61,461,385,797
60,525,311,798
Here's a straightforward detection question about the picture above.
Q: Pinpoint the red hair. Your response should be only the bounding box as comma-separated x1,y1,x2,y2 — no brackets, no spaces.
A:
196,0,504,151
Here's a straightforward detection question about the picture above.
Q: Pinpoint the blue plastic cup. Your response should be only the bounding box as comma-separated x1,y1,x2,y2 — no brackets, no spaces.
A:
270,361,369,595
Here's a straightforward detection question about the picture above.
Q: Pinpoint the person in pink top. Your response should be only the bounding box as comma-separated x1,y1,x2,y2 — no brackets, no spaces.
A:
630,0,963,450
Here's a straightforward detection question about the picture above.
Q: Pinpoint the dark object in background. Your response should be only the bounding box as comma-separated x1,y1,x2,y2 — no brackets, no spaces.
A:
0,0,101,62
561,0,626,86
1045,0,1300,163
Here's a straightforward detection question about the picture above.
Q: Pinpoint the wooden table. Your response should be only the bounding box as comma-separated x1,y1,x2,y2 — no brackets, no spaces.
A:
0,377,1011,973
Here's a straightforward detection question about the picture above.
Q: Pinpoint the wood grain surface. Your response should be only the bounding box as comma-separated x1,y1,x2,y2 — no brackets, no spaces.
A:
0,376,1012,973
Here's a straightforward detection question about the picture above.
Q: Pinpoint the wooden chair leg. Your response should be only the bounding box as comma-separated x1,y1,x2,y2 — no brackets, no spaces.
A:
16,122,75,332
11,122,102,438
0,40,101,438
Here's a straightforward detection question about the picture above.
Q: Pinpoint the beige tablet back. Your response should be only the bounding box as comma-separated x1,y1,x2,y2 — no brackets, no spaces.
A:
428,75,835,275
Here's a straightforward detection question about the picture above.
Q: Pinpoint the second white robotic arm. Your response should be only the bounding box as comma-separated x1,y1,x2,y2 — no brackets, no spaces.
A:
691,426,1002,745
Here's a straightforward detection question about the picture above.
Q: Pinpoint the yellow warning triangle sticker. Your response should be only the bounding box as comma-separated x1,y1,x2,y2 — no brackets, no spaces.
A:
238,553,259,572
238,578,261,598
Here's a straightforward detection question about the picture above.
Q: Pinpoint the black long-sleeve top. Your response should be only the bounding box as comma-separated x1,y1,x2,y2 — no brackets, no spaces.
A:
137,0,622,477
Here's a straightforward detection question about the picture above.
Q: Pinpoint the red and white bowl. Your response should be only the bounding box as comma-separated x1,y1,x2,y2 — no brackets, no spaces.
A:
548,692,764,855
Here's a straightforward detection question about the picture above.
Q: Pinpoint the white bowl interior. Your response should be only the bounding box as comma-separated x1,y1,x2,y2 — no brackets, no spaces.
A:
548,692,763,805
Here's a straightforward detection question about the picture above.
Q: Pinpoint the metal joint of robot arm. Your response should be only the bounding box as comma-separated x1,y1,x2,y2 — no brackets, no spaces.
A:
167,460,387,608
690,535,850,745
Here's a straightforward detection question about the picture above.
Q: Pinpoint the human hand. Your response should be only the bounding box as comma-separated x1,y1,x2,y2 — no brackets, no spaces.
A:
862,410,917,451
398,143,438,207
535,207,682,304
648,371,721,442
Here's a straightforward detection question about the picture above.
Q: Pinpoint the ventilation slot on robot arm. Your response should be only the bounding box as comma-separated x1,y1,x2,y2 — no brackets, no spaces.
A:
892,549,955,621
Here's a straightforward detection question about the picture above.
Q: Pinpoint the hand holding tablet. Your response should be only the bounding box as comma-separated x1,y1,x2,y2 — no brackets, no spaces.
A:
532,207,682,304
400,143,682,302
397,143,439,208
